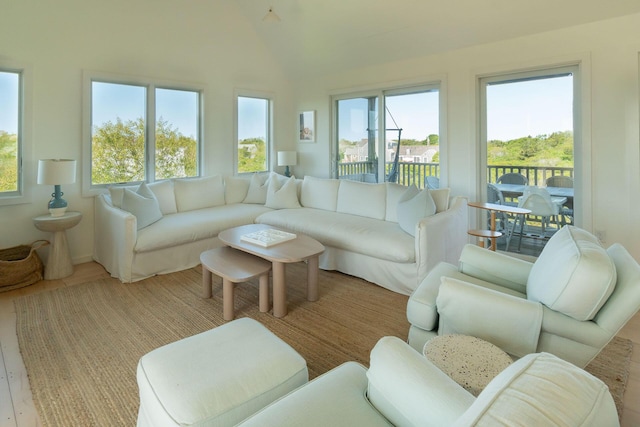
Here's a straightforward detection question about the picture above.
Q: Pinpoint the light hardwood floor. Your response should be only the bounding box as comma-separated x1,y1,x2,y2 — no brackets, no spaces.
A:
1,262,639,426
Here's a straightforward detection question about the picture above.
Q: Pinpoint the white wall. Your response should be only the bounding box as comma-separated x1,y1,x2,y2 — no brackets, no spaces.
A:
292,14,640,259
0,0,294,264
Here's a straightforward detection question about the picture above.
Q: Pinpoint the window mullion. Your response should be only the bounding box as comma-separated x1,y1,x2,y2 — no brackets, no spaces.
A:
147,85,156,182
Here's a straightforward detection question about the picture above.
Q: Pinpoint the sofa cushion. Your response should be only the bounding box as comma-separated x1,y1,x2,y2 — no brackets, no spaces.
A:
121,182,163,230
300,176,340,211
243,173,270,204
256,208,415,263
454,352,618,427
265,173,301,209
147,180,178,215
225,176,250,204
173,175,225,212
336,180,386,220
135,204,272,253
527,226,617,321
397,185,436,236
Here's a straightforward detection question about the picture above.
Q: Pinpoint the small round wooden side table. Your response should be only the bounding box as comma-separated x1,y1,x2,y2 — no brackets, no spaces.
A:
424,334,513,396
32,211,82,280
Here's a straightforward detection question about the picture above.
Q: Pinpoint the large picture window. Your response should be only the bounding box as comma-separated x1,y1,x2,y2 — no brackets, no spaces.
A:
85,73,202,189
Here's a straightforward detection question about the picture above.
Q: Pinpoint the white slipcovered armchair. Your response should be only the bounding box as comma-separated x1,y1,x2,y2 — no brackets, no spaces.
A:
407,225,640,368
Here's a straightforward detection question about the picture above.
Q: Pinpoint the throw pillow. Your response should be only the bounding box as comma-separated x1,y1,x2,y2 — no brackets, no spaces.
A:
173,175,225,212
265,174,301,209
121,182,163,230
397,185,437,236
243,173,270,204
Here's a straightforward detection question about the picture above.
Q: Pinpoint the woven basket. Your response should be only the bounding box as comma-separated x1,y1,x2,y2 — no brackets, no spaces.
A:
0,240,49,292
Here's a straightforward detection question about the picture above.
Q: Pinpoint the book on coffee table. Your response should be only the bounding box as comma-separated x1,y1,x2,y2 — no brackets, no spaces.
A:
240,228,297,247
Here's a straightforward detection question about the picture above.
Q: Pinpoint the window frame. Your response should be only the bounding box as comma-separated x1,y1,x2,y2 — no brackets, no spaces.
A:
233,89,275,175
0,62,33,206
82,71,205,196
478,64,582,224
330,81,444,185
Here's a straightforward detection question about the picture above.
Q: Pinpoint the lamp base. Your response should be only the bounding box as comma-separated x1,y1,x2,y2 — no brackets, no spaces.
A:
284,166,291,177
49,207,68,217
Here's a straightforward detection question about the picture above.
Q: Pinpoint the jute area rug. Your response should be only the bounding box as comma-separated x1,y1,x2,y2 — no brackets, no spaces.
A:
15,265,632,426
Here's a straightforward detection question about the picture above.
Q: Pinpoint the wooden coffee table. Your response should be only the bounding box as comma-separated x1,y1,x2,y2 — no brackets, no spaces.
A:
218,224,325,318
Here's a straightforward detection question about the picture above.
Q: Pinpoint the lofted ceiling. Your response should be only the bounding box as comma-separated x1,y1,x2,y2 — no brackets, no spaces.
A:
232,0,640,79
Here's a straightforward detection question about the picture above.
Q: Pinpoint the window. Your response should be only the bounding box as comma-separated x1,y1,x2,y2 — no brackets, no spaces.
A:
84,73,202,190
236,95,271,174
0,70,21,196
333,85,440,187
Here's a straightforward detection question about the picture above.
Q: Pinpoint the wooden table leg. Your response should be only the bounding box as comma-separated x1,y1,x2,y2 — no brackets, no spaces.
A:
202,268,212,298
258,273,270,312
222,278,234,321
272,262,287,318
307,256,319,302
490,211,497,251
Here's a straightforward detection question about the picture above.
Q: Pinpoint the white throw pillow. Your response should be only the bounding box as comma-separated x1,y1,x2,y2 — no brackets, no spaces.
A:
243,173,270,204
526,226,616,321
108,184,137,209
265,174,301,209
173,175,225,212
147,180,177,215
121,182,163,230
397,185,437,236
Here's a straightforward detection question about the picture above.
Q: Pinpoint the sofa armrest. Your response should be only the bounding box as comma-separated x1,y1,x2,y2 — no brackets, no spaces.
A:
367,336,475,427
94,194,137,282
458,244,532,294
437,277,542,358
415,196,468,282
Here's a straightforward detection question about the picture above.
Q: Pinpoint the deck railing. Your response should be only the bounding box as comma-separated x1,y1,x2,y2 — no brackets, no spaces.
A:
337,162,572,189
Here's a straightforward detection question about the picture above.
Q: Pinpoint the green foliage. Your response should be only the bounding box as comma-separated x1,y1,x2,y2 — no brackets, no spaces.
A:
0,131,18,192
238,137,267,173
91,117,197,185
487,131,573,167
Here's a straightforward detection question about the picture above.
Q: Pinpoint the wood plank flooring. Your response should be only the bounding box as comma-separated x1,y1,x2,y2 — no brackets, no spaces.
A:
1,262,639,426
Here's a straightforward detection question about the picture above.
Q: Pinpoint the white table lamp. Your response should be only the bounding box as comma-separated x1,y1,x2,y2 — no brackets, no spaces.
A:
277,151,297,177
37,159,77,217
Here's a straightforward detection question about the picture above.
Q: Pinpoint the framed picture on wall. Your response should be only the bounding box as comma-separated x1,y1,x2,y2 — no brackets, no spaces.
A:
298,111,315,143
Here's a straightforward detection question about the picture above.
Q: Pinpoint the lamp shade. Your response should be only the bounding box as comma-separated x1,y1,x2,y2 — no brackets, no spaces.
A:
37,159,77,185
277,151,297,166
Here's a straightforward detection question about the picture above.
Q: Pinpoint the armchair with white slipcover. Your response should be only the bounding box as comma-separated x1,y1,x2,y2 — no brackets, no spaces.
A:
407,225,640,368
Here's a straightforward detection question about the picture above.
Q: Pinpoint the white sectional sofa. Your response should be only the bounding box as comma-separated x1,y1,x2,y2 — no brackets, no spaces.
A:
94,173,468,295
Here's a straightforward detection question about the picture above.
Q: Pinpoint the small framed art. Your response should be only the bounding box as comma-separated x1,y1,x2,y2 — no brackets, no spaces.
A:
298,110,315,143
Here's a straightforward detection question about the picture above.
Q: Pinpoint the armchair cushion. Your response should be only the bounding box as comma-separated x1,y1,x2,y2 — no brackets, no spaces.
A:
436,277,542,357
367,336,474,427
454,352,619,427
527,226,616,321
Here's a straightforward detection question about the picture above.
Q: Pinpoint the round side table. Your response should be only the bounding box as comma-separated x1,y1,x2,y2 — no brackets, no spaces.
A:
33,211,82,280
423,334,513,396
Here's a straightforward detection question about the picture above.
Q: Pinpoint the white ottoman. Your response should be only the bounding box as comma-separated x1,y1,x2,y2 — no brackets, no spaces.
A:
136,318,308,427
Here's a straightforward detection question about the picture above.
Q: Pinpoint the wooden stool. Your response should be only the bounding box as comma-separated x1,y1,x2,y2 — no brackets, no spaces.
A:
468,229,503,251
200,247,272,320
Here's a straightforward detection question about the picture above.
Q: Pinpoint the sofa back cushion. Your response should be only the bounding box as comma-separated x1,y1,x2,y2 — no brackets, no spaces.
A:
336,180,386,220
385,183,407,222
527,226,617,321
300,176,340,211
429,188,450,213
224,176,250,204
454,352,618,426
148,180,178,215
174,175,225,212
